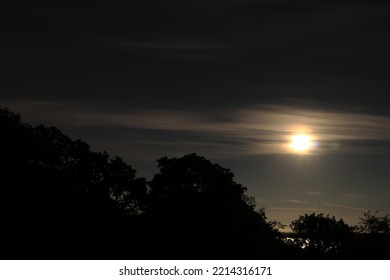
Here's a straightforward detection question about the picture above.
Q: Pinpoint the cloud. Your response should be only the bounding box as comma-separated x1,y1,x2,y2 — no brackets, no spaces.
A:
4,100,390,158
343,194,365,199
268,207,324,212
286,199,309,204
322,202,367,212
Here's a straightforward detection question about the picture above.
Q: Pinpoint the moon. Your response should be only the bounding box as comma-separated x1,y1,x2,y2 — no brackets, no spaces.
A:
289,134,314,153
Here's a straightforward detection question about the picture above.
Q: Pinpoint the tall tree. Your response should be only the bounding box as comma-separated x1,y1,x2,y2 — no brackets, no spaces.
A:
144,153,282,259
0,108,147,259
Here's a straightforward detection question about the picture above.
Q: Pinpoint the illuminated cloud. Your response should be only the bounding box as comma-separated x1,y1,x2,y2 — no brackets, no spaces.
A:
322,202,367,212
343,194,365,199
268,207,324,212
5,100,390,158
286,199,309,204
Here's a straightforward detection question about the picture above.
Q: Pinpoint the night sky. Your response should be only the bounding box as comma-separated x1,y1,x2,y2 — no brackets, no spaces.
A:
2,0,390,228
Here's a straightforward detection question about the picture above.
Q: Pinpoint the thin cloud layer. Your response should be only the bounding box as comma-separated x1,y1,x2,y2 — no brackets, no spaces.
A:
343,194,365,199
6,100,390,158
286,200,309,204
322,202,367,212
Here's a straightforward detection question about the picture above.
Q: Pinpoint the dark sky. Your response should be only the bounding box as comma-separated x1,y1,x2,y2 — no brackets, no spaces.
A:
2,0,390,227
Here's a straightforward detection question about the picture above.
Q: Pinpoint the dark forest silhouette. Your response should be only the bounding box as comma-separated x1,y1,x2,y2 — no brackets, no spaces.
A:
1,108,389,259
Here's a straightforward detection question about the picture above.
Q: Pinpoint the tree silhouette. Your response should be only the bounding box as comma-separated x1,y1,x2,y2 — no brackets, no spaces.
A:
1,108,284,259
144,153,282,259
357,210,390,234
3,107,389,260
1,108,147,259
351,210,390,259
290,213,353,258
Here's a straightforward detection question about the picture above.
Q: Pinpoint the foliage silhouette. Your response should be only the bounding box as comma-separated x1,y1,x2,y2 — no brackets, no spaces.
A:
1,108,147,259
1,108,284,259
350,210,390,259
357,210,390,234
144,153,283,259
2,107,390,259
290,213,353,258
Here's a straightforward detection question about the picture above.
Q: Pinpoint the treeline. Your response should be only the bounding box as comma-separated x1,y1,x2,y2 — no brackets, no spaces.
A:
1,108,389,259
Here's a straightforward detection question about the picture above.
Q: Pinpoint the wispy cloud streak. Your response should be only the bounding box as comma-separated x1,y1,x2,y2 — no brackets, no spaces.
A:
5,100,390,157
343,194,365,199
286,199,309,204
322,202,367,212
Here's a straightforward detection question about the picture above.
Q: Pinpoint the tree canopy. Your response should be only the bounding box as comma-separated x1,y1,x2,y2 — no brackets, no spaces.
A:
1,108,389,259
143,153,282,259
1,108,147,258
290,213,353,257
357,210,390,234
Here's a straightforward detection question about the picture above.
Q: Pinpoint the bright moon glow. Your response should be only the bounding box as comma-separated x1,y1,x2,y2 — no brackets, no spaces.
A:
290,134,313,153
